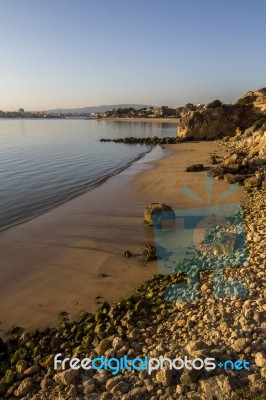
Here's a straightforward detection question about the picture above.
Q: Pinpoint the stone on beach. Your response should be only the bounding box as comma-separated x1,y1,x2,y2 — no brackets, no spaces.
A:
144,202,175,228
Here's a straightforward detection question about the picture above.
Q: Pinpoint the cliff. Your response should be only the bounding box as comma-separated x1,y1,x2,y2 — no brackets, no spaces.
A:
177,88,266,140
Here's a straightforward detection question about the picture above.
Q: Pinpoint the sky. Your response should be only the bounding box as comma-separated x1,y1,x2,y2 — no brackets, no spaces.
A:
0,0,265,111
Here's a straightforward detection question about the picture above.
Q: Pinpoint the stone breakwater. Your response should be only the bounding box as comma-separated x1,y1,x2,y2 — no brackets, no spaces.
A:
0,188,265,399
100,136,179,144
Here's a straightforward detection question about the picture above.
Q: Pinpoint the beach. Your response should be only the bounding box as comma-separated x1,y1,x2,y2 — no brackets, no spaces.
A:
0,140,243,335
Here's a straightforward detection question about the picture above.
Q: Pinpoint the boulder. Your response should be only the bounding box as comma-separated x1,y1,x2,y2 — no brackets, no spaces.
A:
144,203,175,228
244,175,262,188
186,164,204,172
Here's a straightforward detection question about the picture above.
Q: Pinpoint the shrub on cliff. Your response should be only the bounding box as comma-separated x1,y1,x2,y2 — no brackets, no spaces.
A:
253,116,266,130
206,99,223,108
258,87,266,95
237,94,258,105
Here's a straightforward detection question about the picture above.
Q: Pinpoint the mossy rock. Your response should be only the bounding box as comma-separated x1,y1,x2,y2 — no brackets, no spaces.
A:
33,346,41,356
43,354,54,368
10,348,26,365
155,298,164,306
83,334,94,345
24,341,35,351
124,294,136,303
84,322,95,333
95,309,103,323
75,331,84,342
146,291,154,299
60,342,71,351
29,329,39,338
100,302,110,314
2,369,14,385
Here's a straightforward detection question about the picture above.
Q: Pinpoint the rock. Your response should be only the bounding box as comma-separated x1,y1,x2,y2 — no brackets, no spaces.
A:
100,136,178,145
95,338,111,355
54,368,79,386
23,364,40,376
2,369,15,385
11,348,26,365
143,244,157,262
244,175,262,188
186,340,207,354
67,385,77,398
112,336,124,351
224,174,243,184
111,381,129,394
14,377,33,397
123,250,132,258
175,384,184,395
177,103,262,140
200,375,232,400
93,370,108,386
16,360,28,374
144,203,175,228
106,376,122,391
232,338,247,353
123,387,149,399
209,155,219,164
255,352,266,367
44,354,54,368
127,328,140,341
83,379,96,394
156,368,176,386
186,164,204,172
40,376,53,390
180,369,201,386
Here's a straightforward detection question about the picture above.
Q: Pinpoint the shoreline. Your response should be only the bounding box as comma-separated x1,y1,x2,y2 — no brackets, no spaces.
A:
0,146,154,235
100,117,179,123
0,140,242,335
0,145,166,335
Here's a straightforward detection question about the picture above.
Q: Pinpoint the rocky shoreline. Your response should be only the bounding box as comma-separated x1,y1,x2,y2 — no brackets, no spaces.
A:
0,136,265,400
0,89,265,400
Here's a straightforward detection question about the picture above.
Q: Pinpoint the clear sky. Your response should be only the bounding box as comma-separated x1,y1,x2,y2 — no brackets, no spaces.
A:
0,0,265,111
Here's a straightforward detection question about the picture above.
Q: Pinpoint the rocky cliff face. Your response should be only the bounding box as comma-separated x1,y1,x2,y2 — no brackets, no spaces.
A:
237,88,266,111
177,88,266,140
212,122,266,188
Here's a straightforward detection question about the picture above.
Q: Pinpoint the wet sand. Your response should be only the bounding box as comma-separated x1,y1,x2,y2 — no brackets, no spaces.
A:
0,141,243,335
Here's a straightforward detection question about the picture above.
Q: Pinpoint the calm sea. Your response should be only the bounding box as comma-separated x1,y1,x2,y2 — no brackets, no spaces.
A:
0,119,176,231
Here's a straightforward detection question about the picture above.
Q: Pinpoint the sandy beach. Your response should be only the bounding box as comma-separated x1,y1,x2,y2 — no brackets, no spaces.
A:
0,140,243,336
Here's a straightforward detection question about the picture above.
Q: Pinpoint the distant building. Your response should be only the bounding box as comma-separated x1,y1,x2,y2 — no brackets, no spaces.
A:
18,108,24,113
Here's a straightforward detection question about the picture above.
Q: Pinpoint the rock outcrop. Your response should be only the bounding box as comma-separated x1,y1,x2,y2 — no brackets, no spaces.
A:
237,87,266,111
212,123,266,188
177,87,266,140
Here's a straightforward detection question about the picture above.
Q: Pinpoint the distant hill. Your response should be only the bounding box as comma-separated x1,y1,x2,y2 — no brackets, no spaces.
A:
46,104,156,114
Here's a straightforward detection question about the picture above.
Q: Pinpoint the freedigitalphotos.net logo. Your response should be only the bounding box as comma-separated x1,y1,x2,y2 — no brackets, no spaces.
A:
153,173,248,302
54,354,250,375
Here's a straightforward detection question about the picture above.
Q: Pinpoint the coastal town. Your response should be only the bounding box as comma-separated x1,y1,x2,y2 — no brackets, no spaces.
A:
0,103,209,120
1,92,264,121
